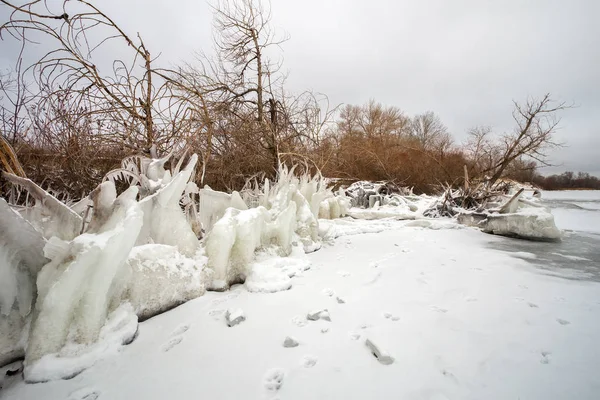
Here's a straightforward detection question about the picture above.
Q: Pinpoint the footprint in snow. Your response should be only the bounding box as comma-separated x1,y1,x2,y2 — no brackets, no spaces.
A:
540,351,551,364
69,388,100,400
431,306,448,314
383,312,400,321
348,331,361,340
322,288,335,297
337,270,351,278
171,324,190,336
162,336,183,352
291,315,308,327
556,318,570,326
364,271,382,285
441,369,459,383
208,309,225,320
264,369,285,392
527,302,539,308
465,297,478,302
302,355,318,368
211,297,226,306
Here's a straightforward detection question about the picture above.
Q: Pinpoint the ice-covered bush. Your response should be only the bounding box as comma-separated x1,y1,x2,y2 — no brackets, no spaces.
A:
203,165,350,290
0,198,48,366
26,186,143,369
0,152,209,380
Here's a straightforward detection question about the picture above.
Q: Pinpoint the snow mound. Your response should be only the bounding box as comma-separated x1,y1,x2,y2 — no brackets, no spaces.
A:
244,246,311,293
319,218,397,240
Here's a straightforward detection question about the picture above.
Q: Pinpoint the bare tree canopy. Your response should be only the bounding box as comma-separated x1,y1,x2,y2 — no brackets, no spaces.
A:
467,94,570,186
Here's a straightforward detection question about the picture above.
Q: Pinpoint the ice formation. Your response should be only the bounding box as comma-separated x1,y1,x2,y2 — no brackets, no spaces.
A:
205,204,297,290
198,187,248,234
25,186,143,370
24,303,138,383
456,190,562,241
0,199,48,366
136,154,200,256
480,207,562,241
0,153,209,380
1,156,357,378
1,173,82,241
204,165,349,290
115,244,207,321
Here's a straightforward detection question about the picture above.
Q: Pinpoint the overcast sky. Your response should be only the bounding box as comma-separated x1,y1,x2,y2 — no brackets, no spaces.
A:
1,0,599,175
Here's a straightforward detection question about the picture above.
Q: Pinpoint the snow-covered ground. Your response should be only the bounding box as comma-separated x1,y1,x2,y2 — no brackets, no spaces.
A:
3,207,600,399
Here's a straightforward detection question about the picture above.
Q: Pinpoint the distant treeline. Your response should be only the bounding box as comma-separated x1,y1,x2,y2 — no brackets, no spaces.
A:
533,172,600,190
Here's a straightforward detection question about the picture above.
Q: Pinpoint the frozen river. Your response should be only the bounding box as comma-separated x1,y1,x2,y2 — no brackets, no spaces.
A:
488,190,600,282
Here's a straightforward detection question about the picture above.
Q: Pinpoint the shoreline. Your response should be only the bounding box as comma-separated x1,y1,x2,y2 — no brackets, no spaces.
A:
3,219,599,400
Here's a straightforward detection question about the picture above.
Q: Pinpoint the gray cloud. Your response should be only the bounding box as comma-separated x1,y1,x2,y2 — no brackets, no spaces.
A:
1,0,598,175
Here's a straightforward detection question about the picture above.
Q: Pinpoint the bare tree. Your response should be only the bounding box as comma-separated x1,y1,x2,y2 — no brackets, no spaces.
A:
468,94,569,186
410,111,451,151
0,0,185,153
198,0,289,173
0,35,28,145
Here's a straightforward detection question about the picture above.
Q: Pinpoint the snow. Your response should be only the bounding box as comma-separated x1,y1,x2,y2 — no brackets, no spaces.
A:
2,221,600,399
542,190,600,201
225,308,246,327
365,336,395,365
244,247,310,293
283,336,299,348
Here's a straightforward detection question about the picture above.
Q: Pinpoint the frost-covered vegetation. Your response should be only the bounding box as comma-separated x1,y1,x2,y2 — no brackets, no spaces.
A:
0,0,582,200
0,0,570,386
0,149,361,381
0,142,563,382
